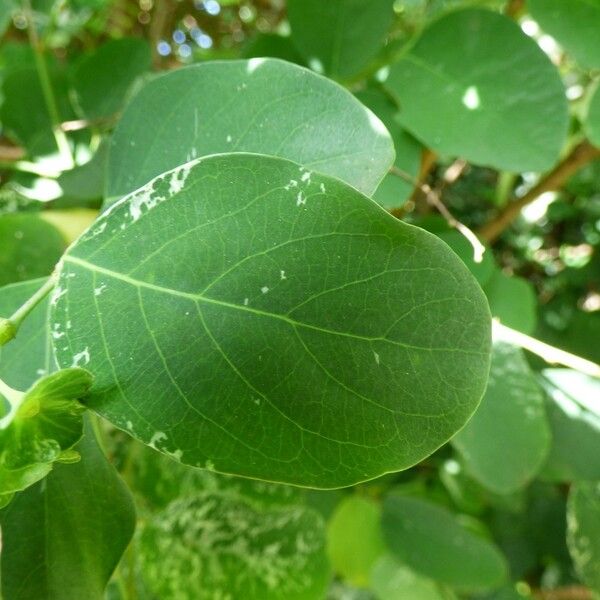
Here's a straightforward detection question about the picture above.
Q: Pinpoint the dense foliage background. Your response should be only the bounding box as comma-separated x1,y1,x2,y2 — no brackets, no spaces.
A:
0,1,599,599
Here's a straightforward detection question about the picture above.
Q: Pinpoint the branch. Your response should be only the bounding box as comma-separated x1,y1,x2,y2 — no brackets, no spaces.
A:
533,586,594,600
478,142,600,243
505,0,525,17
407,148,437,205
390,164,486,263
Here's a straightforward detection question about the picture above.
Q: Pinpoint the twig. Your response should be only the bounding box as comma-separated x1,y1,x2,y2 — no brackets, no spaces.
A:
505,0,525,18
390,164,486,263
493,320,600,378
478,142,600,243
407,148,437,204
0,144,24,161
533,586,593,600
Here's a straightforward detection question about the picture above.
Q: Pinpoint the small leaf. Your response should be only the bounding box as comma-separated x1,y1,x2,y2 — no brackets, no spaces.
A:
528,0,600,69
382,495,508,590
385,8,568,172
0,368,92,470
287,0,395,79
106,58,394,204
139,490,330,599
0,214,66,287
452,342,551,494
0,420,136,600
53,153,491,488
327,495,386,586
567,482,600,593
71,38,151,120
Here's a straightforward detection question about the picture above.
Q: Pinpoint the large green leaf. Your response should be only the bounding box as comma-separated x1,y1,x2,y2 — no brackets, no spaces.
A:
539,369,600,482
452,342,550,494
385,8,568,172
0,214,66,287
52,153,491,488
106,58,394,205
139,489,329,599
327,495,385,587
528,0,600,69
567,482,600,593
287,0,395,79
71,38,151,120
382,495,508,590
0,420,136,600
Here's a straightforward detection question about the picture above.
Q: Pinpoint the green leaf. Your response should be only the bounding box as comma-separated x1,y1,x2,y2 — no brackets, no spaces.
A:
382,495,508,590
539,369,600,482
385,8,568,172
355,87,422,210
586,83,600,149
484,270,537,335
452,342,550,494
287,0,395,79
327,495,385,587
52,153,491,488
0,65,74,155
0,420,136,600
0,213,66,287
139,490,330,599
0,367,92,471
528,0,600,69
370,554,451,600
567,482,600,593
71,38,151,120
105,58,394,204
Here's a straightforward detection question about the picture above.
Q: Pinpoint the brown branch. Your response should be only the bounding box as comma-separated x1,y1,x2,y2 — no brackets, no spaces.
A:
533,586,593,600
478,141,600,243
407,148,437,204
505,0,525,17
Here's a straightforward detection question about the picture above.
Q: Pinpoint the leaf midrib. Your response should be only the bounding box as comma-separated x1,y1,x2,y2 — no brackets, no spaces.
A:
63,254,485,356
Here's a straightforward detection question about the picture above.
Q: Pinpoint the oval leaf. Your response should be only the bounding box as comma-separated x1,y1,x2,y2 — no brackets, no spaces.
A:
385,9,568,172
287,0,395,79
382,495,508,590
452,342,550,494
0,214,66,287
106,58,394,204
52,153,491,488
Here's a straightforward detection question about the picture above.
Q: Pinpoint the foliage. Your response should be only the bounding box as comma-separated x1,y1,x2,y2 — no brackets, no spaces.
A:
0,1,599,599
